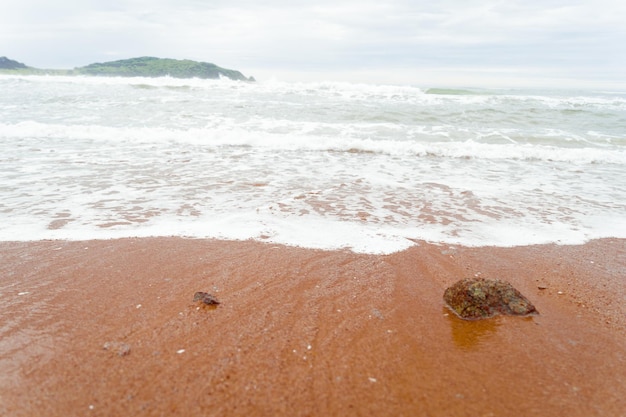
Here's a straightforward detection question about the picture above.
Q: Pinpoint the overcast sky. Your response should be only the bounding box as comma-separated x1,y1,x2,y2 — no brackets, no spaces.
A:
1,0,625,88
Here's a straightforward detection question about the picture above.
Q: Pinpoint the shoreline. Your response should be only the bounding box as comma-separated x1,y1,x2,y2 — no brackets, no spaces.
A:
1,237,624,416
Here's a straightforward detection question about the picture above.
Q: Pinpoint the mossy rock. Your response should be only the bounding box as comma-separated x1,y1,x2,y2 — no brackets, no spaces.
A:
444,278,538,320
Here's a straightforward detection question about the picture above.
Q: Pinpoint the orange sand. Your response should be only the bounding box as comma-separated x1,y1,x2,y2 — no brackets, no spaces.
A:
0,238,624,416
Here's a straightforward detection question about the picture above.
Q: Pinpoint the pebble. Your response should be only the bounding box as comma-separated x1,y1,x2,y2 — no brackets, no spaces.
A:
193,292,220,305
103,341,131,357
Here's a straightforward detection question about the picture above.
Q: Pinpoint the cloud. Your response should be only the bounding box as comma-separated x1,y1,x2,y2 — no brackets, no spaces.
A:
1,0,625,86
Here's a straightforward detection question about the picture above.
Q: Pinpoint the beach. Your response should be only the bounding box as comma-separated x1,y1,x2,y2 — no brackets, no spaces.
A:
1,75,625,416
1,237,624,416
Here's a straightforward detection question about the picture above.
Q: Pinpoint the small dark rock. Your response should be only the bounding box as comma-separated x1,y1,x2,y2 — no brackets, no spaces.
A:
444,278,538,320
193,291,220,305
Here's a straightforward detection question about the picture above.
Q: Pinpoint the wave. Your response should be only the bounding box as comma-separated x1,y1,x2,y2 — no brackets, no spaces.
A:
3,121,625,165
425,88,485,95
0,73,246,90
3,74,626,112
255,81,626,113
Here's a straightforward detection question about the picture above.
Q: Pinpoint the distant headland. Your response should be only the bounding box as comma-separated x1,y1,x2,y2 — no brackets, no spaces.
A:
0,56,255,81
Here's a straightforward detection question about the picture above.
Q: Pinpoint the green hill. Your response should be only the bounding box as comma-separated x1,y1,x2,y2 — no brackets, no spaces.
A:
0,56,254,81
76,57,254,81
0,56,28,70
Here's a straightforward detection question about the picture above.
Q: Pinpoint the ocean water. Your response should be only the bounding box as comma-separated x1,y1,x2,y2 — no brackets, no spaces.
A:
1,74,625,253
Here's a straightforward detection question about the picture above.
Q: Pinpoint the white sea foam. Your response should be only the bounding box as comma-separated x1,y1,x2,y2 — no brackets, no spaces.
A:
1,76,625,253
2,121,624,164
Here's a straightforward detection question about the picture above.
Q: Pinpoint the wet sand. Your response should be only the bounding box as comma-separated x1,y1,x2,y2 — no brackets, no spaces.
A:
0,237,625,416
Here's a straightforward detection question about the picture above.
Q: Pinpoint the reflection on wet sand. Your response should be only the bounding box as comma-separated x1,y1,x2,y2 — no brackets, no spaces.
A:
445,308,501,350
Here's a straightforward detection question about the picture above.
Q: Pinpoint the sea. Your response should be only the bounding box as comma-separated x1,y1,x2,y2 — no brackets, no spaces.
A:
1,74,625,253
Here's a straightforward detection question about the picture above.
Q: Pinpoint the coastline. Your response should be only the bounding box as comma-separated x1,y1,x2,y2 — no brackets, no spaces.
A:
1,237,624,416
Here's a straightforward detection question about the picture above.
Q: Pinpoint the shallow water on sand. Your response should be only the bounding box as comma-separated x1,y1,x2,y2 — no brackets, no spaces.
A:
1,75,625,252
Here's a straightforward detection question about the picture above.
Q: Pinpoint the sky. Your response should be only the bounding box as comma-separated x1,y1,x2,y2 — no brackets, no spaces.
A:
1,0,625,88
